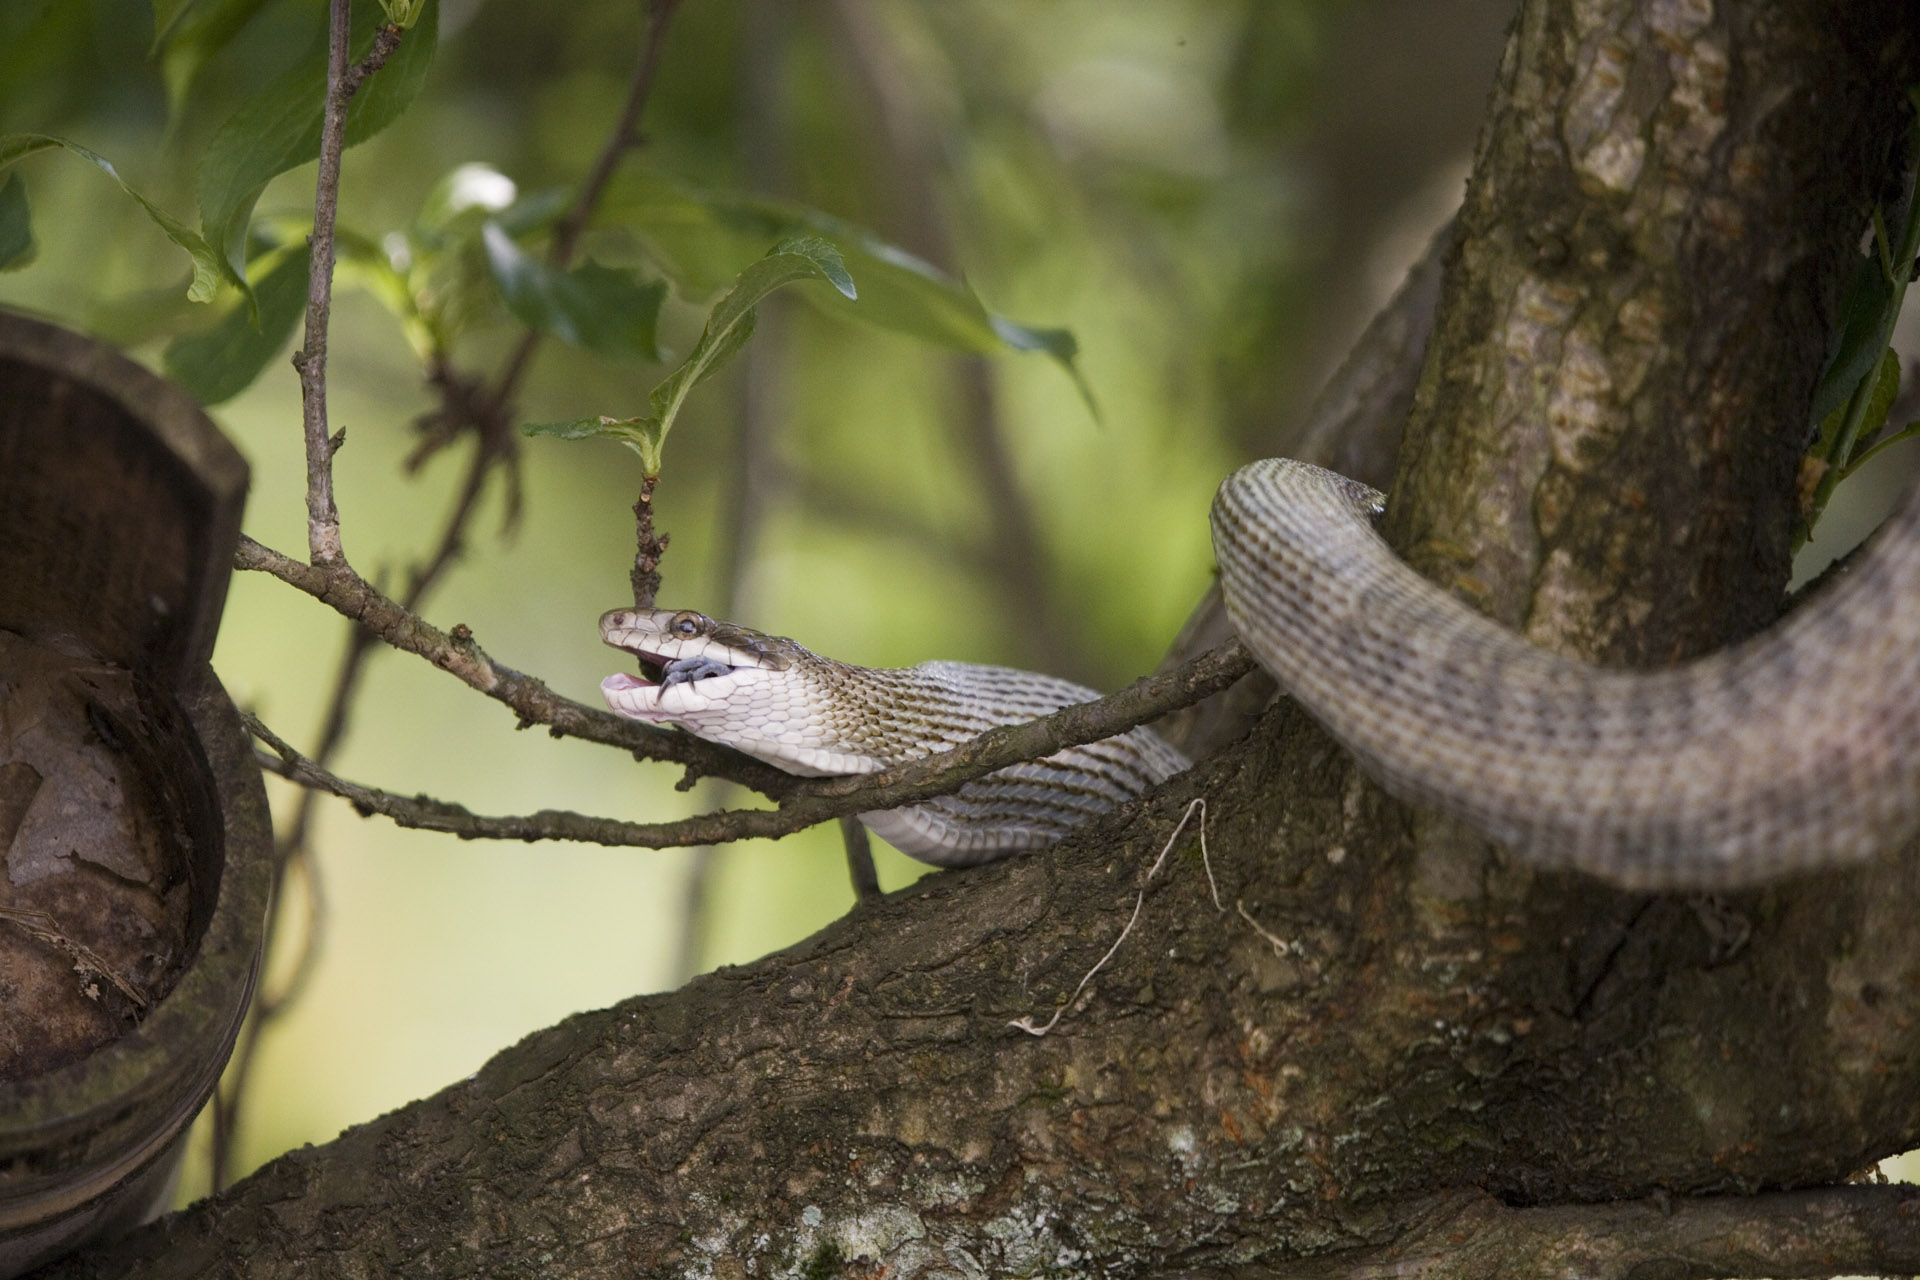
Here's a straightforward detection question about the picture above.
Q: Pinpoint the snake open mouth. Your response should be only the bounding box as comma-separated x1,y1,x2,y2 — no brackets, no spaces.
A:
606,649,734,692
598,608,764,723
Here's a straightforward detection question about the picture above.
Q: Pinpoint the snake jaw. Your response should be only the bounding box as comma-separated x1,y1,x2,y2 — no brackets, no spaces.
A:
597,607,787,726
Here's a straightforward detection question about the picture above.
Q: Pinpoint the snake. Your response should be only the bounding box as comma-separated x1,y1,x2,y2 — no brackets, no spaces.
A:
600,458,1920,889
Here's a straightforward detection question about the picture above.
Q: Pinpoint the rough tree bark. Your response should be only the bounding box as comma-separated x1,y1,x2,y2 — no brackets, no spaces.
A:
49,0,1920,1275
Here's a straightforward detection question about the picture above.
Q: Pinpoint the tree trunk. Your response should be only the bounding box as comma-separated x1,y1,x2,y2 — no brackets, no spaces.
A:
48,0,1920,1275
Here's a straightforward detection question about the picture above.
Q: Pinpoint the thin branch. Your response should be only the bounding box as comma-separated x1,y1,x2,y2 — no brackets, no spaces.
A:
218,3,405,1191
242,641,1255,851
480,0,686,429
214,443,494,1189
840,818,881,901
551,0,682,268
292,3,403,566
1268,1184,1920,1280
233,533,799,795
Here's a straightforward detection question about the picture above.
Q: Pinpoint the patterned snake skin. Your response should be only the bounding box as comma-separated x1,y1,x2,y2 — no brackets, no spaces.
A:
603,459,1920,887
599,610,1189,866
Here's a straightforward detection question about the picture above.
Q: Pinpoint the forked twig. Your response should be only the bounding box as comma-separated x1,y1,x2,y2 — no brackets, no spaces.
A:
1009,798,1220,1037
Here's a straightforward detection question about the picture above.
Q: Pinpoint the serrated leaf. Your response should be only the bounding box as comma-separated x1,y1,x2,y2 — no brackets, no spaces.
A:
163,242,312,404
525,238,858,475
521,414,656,462
481,222,666,360
0,172,34,271
597,173,1093,415
0,133,223,301
630,237,853,473
196,0,439,285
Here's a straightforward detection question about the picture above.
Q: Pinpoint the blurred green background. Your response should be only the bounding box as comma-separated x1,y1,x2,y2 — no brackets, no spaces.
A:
8,0,1912,1203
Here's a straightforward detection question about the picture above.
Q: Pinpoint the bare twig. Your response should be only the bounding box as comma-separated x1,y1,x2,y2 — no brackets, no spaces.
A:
224,0,684,1196
232,536,788,783
630,472,670,608
484,0,685,430
233,535,796,790
840,818,881,901
241,641,1253,851
1009,796,1219,1037
292,2,402,566
551,0,682,267
217,2,407,1191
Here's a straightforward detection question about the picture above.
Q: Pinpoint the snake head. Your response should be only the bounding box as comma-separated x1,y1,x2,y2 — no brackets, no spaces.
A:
598,608,796,725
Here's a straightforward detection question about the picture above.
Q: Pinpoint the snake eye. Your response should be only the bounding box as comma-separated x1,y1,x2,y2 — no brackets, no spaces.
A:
670,611,704,636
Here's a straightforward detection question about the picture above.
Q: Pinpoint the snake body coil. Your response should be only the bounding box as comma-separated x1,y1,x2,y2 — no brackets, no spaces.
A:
602,459,1920,888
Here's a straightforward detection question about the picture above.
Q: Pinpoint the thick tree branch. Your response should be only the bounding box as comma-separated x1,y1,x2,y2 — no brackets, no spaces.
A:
1155,217,1453,757
1270,1185,1920,1280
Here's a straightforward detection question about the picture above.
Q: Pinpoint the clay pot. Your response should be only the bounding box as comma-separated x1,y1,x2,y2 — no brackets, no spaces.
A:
0,312,272,1276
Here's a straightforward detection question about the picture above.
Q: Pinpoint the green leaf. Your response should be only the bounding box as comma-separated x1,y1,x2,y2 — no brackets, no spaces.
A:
481,222,667,360
196,0,439,285
151,0,198,46
630,235,852,471
522,414,657,464
1841,418,1920,481
523,236,858,474
598,173,1093,414
163,242,312,405
0,172,34,271
376,0,429,27
1812,250,1898,427
1841,349,1906,466
523,417,622,440
155,0,274,119
0,133,223,301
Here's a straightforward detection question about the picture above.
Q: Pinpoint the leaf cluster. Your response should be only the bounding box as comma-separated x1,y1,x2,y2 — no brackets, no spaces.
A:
0,0,1090,469
1798,90,1920,542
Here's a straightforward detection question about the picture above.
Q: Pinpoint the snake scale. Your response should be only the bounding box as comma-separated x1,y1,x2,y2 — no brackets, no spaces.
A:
601,458,1920,889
